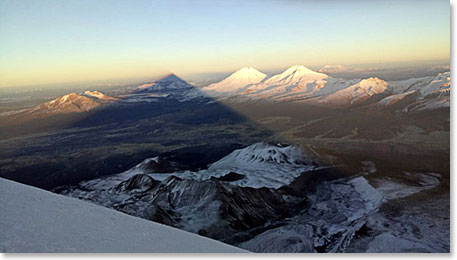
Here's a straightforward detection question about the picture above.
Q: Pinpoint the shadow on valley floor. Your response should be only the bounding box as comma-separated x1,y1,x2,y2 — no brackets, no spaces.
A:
221,100,450,189
0,75,276,189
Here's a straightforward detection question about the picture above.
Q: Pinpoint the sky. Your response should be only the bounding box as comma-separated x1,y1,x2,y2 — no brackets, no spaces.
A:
0,0,450,88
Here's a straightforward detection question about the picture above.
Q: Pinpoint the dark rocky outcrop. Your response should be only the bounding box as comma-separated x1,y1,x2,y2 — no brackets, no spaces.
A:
280,167,345,197
210,172,245,182
116,176,304,244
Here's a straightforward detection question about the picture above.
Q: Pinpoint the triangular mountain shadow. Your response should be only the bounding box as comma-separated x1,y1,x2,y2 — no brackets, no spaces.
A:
135,74,191,93
0,74,277,190
69,73,252,127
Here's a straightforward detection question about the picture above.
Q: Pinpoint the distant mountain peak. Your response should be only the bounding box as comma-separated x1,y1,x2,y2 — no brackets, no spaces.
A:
228,67,266,81
319,77,388,106
282,65,328,77
31,92,102,114
233,66,264,74
264,65,328,85
318,64,349,73
49,92,85,105
286,64,315,72
204,67,266,93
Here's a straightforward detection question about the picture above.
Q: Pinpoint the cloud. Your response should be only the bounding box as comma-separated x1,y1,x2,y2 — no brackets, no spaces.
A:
318,64,377,74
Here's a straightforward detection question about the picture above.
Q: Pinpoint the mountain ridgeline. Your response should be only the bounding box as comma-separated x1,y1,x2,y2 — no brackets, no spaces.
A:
202,65,449,110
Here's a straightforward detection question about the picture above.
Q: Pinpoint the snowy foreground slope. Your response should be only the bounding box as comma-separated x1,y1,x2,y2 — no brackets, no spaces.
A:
0,178,247,253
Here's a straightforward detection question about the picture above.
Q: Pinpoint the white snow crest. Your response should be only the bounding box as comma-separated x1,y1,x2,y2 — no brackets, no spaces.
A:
205,67,267,93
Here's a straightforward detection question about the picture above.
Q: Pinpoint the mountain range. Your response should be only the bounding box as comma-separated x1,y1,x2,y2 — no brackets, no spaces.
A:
202,65,450,110
0,65,448,121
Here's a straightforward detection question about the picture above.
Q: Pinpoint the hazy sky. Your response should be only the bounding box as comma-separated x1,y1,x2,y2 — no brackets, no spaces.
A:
0,0,450,87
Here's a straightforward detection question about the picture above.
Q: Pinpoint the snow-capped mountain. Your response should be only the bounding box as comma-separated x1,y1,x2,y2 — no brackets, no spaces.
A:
240,65,329,98
28,90,118,115
29,93,101,114
264,65,328,85
0,178,245,253
203,142,319,188
0,90,119,128
319,77,389,106
209,142,316,169
377,71,450,111
204,67,267,93
201,65,450,111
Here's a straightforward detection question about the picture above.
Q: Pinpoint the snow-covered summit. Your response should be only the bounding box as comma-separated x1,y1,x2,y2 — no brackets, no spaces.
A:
27,90,119,115
210,142,316,169
30,92,102,114
205,67,267,93
235,65,330,99
31,89,118,113
0,90,120,123
264,65,328,85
